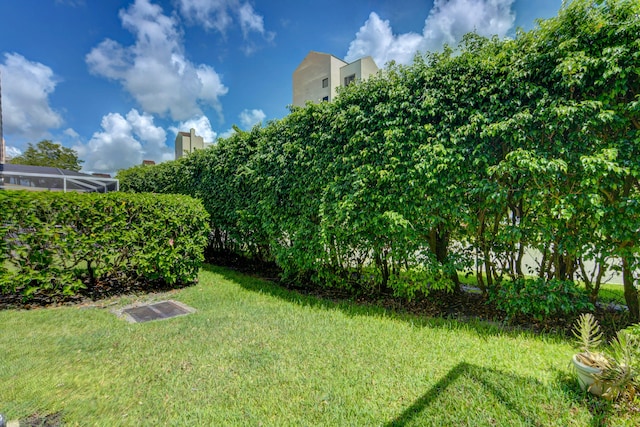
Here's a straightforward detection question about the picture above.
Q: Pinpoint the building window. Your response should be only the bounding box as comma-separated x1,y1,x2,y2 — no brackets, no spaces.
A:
344,74,356,86
322,78,329,88
322,96,329,102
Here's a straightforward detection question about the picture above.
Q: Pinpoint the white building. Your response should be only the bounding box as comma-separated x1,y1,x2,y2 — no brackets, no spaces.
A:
175,128,205,160
292,51,379,107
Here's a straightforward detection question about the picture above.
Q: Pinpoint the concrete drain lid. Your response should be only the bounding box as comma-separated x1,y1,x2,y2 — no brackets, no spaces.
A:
116,300,195,323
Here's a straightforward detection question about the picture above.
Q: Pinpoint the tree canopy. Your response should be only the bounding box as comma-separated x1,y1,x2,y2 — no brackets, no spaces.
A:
11,140,84,172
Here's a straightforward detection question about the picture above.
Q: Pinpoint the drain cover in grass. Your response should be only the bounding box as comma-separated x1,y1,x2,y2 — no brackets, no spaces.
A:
118,300,195,323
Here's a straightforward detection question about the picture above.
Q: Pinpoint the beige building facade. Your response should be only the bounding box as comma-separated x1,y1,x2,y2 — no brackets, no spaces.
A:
292,51,379,107
175,128,204,160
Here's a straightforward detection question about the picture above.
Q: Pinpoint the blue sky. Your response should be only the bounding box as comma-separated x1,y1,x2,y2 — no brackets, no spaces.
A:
0,0,561,173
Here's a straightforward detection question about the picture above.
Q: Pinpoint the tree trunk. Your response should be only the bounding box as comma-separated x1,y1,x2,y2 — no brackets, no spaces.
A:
476,247,486,291
622,257,639,321
475,212,487,291
515,243,525,278
578,256,604,303
483,248,493,288
539,245,548,279
374,250,390,291
428,225,460,290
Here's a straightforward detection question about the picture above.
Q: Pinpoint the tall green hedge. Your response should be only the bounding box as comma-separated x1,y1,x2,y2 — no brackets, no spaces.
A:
0,191,210,299
117,0,640,318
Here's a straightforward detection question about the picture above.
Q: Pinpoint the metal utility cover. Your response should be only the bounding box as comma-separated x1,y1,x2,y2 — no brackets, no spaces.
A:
118,300,195,323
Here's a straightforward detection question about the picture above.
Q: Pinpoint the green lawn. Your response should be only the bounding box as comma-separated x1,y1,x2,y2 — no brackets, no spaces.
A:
0,265,636,426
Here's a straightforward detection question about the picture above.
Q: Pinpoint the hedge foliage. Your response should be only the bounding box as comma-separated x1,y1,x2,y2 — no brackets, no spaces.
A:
0,191,210,299
118,0,640,318
488,278,594,321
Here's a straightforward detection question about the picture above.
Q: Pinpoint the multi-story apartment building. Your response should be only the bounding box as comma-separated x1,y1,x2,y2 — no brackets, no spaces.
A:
292,51,378,107
0,138,5,165
175,128,205,160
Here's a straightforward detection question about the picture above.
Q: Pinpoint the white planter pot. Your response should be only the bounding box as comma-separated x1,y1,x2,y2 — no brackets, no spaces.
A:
572,354,604,396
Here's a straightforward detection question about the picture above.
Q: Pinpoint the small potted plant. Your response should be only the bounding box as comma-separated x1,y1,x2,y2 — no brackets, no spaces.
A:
571,313,639,400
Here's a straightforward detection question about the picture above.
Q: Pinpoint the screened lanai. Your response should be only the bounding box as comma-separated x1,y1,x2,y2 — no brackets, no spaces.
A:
0,163,119,193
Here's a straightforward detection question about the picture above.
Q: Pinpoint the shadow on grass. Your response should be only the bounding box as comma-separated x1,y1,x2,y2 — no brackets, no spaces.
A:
202,265,616,425
551,367,615,427
202,264,566,343
385,362,599,426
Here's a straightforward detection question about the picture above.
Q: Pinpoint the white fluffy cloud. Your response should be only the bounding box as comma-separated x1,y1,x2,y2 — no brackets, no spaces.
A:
346,0,515,66
176,0,274,55
5,145,22,159
0,53,63,139
237,3,265,37
86,0,228,121
217,129,235,140
216,108,265,139
239,108,265,129
423,0,515,49
176,0,274,39
75,109,171,174
63,128,80,139
346,13,424,66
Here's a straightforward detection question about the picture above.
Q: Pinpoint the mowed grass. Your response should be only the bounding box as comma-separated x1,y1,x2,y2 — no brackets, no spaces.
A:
0,265,635,426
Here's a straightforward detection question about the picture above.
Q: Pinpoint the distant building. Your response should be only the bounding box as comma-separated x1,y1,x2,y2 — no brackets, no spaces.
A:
142,160,156,166
292,51,379,107
0,138,5,165
175,128,204,160
1,71,5,164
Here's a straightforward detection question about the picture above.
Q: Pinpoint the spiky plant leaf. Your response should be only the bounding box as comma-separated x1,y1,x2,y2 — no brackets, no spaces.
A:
572,313,603,353
594,331,639,400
